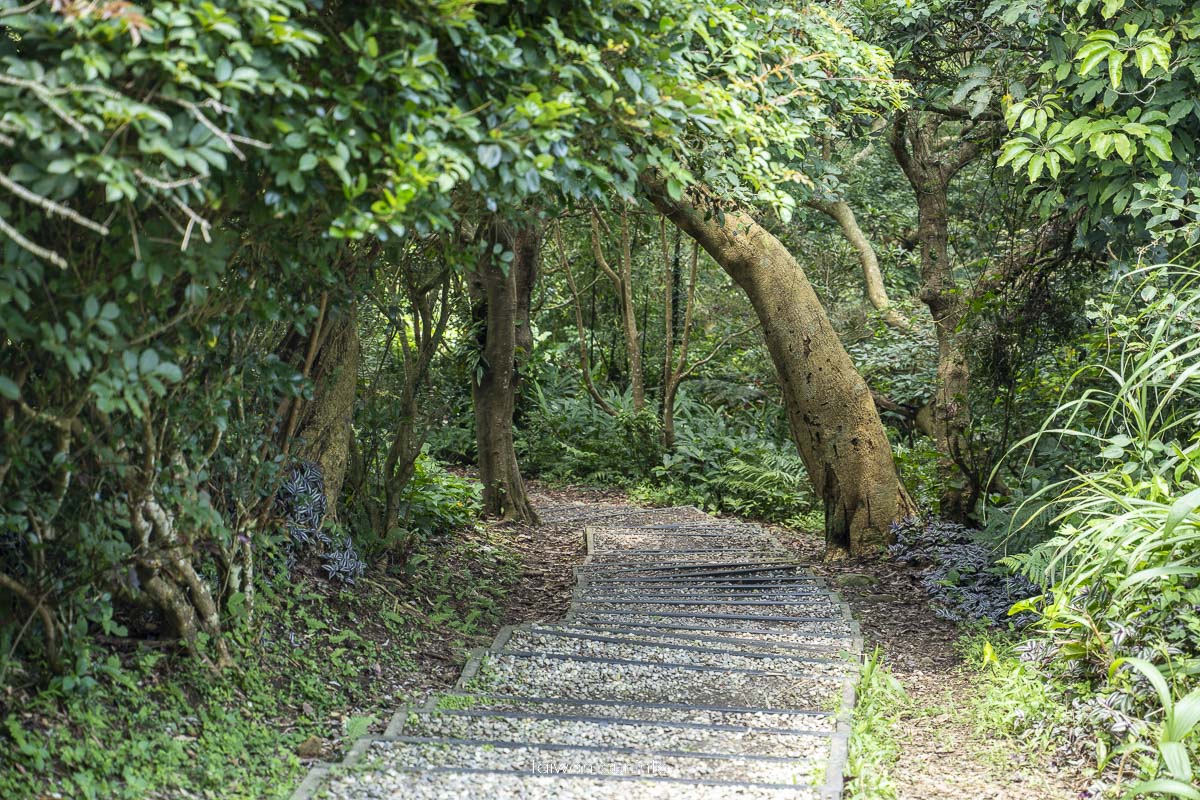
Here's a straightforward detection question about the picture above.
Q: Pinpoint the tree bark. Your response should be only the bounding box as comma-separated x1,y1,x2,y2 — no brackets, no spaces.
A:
808,199,910,330
292,304,359,519
591,208,645,411
469,223,538,523
646,179,916,556
890,112,992,521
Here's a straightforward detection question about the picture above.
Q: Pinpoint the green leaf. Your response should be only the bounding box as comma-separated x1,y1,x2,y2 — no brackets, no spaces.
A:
1172,692,1200,739
1108,51,1125,89
477,144,502,169
0,376,19,400
1078,45,1112,77
666,178,683,201
621,68,642,93
1145,135,1173,161
1163,487,1200,537
139,349,160,374
1126,779,1200,800
1112,133,1132,161
1161,741,1192,783
298,153,318,172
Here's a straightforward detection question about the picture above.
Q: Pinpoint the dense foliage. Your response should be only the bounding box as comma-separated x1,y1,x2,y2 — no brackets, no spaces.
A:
2,0,1200,798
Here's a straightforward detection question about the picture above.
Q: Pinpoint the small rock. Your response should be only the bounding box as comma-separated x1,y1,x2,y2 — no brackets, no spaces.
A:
296,735,324,758
833,573,878,588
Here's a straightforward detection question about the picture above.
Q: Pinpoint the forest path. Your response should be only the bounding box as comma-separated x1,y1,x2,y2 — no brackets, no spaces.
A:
291,503,861,799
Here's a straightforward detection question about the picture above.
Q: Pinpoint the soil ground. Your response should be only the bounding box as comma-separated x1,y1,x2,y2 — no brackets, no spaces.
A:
772,525,1091,800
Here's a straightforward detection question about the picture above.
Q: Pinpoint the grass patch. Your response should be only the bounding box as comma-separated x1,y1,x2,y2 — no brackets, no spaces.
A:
0,525,521,800
846,647,905,800
956,630,1071,755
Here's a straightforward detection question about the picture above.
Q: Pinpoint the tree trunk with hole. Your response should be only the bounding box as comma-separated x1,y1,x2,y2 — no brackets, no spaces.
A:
469,224,538,523
647,179,916,556
292,304,360,519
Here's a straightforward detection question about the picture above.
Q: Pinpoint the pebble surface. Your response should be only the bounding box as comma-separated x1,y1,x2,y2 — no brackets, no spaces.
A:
503,630,842,672
295,505,859,800
402,712,833,757
530,624,852,654
434,694,840,731
321,770,822,800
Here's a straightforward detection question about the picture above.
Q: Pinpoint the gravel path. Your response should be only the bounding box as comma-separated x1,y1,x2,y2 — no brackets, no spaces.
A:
292,504,861,800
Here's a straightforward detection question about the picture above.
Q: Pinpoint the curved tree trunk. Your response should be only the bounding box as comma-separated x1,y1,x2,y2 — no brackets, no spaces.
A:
808,199,910,331
469,223,538,523
647,179,916,556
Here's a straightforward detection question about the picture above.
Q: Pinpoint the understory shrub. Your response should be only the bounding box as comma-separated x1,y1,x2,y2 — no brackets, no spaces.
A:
516,371,817,526
1000,264,1200,795
889,517,1038,625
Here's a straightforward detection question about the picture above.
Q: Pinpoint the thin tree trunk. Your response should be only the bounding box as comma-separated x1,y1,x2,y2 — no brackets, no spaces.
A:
660,220,699,451
808,199,910,330
646,178,916,556
916,187,974,520
554,221,615,415
591,209,645,411
469,223,538,523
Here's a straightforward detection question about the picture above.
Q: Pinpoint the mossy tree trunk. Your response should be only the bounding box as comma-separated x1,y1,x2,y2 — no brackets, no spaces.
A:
890,112,991,521
291,304,360,519
646,178,916,556
469,222,539,523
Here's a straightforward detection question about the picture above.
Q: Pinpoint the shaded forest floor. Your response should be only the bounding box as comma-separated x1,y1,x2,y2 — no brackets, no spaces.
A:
3,485,1094,799
773,527,1093,799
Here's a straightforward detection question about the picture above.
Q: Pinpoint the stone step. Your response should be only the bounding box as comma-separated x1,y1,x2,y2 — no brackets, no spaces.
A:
576,573,820,585
538,505,707,524
577,562,812,579
572,599,844,618
527,623,854,654
588,531,781,552
395,707,835,757
586,550,788,565
349,737,826,788
322,764,827,799
579,589,833,603
565,614,856,639
459,651,846,711
498,628,849,671
427,693,839,733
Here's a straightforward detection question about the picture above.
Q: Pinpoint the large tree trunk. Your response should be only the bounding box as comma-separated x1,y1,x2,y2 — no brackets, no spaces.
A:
647,180,916,556
890,112,991,521
469,223,538,523
293,304,360,518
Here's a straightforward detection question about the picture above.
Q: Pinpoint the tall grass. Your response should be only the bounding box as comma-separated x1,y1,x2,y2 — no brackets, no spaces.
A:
998,262,1200,797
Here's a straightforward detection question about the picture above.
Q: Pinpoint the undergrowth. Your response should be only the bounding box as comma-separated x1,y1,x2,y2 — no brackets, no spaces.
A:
846,647,904,800
0,523,520,799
